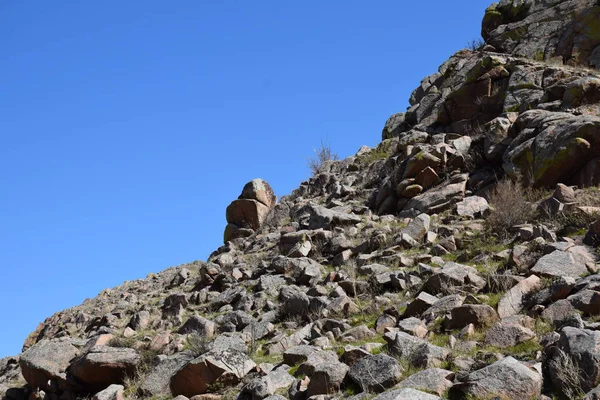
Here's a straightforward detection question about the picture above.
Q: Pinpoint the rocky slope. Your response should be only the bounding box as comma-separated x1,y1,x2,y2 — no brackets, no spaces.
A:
3,1,600,400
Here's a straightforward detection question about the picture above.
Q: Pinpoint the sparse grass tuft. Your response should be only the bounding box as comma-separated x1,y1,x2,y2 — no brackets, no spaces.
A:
486,179,536,237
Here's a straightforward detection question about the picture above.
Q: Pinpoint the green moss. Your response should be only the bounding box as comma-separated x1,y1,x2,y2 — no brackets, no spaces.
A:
534,137,591,186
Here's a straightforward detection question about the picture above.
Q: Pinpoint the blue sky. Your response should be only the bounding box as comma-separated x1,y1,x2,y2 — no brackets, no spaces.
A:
0,1,489,357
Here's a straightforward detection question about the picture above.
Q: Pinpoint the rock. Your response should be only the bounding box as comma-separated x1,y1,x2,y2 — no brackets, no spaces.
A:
548,327,600,395
295,350,338,377
128,311,150,331
371,388,441,400
454,356,542,399
531,250,587,278
397,317,428,339
283,345,319,366
414,167,439,188
375,314,397,334
306,361,349,396
568,290,600,315
445,304,499,330
226,199,270,231
348,354,402,393
485,316,537,348
91,384,124,400
242,369,295,400
503,111,600,188
280,286,310,317
341,325,376,342
553,183,576,204
70,346,140,392
400,213,430,242
542,299,579,328
382,113,408,140
19,338,80,391
177,316,216,338
387,332,448,368
585,219,600,247
402,174,467,214
140,352,195,398
241,179,276,209
296,203,361,230
455,196,489,218
404,292,438,318
170,350,256,397
422,262,485,295
397,368,454,396
498,275,542,318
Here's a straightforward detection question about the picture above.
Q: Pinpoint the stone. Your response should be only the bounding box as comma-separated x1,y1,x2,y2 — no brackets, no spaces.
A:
371,388,441,400
170,350,256,397
498,275,542,318
414,167,439,188
91,384,124,400
241,369,295,400
240,179,276,208
306,361,349,396
454,356,542,399
283,346,319,366
348,354,403,393
70,346,140,392
397,368,454,396
422,262,485,295
585,219,600,247
140,352,195,397
445,304,499,330
404,292,438,318
455,196,489,218
19,338,80,391
485,317,537,348
549,327,600,395
397,317,428,339
531,250,587,278
177,316,216,338
226,199,271,231
400,213,430,243
128,311,150,331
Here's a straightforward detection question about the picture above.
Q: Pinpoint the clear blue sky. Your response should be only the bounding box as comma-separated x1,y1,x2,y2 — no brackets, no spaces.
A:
0,1,489,357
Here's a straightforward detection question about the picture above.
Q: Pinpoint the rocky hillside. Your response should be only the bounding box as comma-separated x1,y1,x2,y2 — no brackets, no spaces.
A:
2,1,600,400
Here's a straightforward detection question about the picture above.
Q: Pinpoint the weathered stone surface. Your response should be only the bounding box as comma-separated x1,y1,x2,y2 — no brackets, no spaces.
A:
503,111,600,188
240,179,276,208
306,361,349,396
445,304,499,330
170,350,256,397
241,369,295,400
485,316,537,348
348,354,402,393
549,327,600,394
19,338,80,391
531,250,587,278
226,199,271,231
70,346,140,391
404,292,438,318
371,388,441,400
91,384,124,400
397,368,454,396
456,196,489,218
422,262,485,294
140,352,195,397
177,316,216,337
498,275,542,318
454,356,542,399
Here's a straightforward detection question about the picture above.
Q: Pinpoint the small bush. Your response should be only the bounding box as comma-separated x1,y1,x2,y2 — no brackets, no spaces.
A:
486,179,536,237
467,38,485,51
307,140,339,175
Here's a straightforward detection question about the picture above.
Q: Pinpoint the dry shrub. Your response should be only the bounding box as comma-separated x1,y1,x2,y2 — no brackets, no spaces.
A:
307,140,339,175
487,179,536,236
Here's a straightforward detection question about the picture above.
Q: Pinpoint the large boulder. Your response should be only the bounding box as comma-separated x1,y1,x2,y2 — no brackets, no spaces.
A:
224,179,277,242
453,356,542,399
170,350,256,397
139,352,195,398
69,346,140,392
503,111,600,188
483,0,600,68
348,354,403,393
548,327,600,395
19,338,80,391
531,250,588,278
